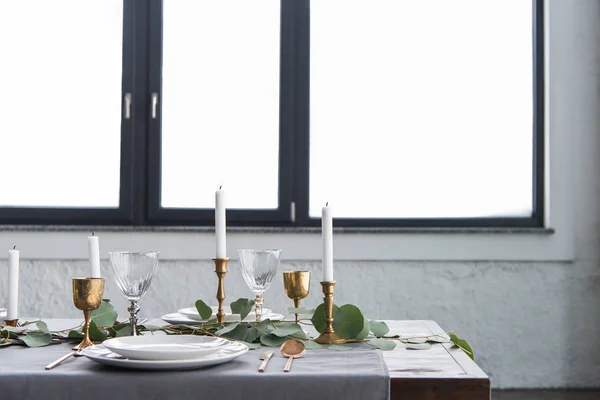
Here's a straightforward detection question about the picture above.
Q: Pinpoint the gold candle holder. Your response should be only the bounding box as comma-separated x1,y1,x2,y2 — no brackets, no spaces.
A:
213,257,230,324
283,271,310,324
3,319,18,327
314,281,346,344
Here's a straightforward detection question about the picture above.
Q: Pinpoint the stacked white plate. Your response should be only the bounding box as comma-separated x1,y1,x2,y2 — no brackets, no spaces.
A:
161,306,284,325
82,335,248,370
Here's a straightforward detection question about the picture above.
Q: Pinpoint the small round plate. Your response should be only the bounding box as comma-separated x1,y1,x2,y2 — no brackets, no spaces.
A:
82,342,249,371
161,311,284,325
103,335,229,361
177,306,272,322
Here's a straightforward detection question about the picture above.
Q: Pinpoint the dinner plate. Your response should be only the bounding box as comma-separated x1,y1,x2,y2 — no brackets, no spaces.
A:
103,335,230,361
161,311,284,325
178,306,272,322
82,342,249,371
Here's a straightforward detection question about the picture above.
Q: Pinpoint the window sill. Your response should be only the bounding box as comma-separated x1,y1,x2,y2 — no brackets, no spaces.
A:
0,224,554,234
0,225,568,262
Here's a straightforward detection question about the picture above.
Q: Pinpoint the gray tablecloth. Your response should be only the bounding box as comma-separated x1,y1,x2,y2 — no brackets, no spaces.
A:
0,321,389,400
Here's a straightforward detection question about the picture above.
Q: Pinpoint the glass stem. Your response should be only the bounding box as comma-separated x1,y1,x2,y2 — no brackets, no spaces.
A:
254,295,264,323
128,300,140,336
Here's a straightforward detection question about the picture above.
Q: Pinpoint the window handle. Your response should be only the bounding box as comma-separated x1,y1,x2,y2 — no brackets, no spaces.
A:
151,92,159,119
124,93,132,119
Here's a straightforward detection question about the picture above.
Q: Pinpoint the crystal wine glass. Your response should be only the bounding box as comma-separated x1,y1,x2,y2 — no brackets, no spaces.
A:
109,251,159,336
237,249,281,323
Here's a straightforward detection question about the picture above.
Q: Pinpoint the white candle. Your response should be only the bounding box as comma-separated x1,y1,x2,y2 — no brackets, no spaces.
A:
7,247,19,320
88,233,101,278
322,204,334,282
215,187,226,258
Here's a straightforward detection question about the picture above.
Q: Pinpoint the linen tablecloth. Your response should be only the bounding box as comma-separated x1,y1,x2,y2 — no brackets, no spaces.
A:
0,319,390,400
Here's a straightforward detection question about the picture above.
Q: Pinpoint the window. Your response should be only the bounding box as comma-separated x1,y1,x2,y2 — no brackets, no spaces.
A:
0,0,543,228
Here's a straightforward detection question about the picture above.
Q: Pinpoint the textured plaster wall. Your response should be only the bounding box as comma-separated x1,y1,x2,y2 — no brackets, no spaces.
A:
1,0,600,390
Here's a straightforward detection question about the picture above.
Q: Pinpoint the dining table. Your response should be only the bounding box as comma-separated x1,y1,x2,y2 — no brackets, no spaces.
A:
1,319,490,400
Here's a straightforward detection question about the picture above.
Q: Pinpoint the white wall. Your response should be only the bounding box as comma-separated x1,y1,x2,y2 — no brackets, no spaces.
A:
0,0,599,389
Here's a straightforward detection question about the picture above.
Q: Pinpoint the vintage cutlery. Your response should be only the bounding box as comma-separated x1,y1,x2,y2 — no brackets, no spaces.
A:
45,350,83,370
258,350,273,372
280,339,305,373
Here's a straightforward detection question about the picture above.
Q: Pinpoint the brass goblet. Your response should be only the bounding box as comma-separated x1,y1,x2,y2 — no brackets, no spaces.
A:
283,271,310,323
72,277,105,350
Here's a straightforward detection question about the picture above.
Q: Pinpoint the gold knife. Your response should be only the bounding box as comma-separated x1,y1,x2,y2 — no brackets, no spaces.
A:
258,350,273,372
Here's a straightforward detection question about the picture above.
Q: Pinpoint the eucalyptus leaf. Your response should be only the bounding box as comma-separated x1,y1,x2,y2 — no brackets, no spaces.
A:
20,332,52,348
215,322,240,336
242,341,261,350
245,327,261,343
271,323,302,337
217,324,248,341
259,333,287,347
195,300,213,320
449,333,474,360
255,319,274,335
91,301,118,327
405,337,427,344
287,307,315,315
2,326,26,334
328,345,353,351
334,305,364,339
34,321,49,333
300,340,322,350
311,303,342,334
89,321,108,341
355,320,370,341
427,335,451,343
290,329,310,340
68,330,84,339
406,343,432,350
369,321,389,337
367,338,397,351
230,298,254,321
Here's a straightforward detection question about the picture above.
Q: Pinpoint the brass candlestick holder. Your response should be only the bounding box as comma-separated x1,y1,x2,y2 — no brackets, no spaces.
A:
213,258,230,324
3,319,18,327
283,271,310,323
314,281,346,344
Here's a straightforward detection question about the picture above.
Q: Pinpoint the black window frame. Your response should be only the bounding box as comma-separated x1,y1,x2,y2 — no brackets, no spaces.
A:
0,0,544,229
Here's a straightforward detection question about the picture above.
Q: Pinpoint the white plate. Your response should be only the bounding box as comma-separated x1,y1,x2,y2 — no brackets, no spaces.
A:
103,335,230,361
178,306,272,322
161,312,284,325
82,342,249,371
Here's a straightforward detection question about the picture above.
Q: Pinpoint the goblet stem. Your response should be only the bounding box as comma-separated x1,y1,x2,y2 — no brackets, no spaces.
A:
73,310,94,350
128,300,140,336
254,295,264,323
293,299,301,323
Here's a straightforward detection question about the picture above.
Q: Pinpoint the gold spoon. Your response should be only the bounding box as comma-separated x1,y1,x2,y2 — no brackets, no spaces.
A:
280,339,306,372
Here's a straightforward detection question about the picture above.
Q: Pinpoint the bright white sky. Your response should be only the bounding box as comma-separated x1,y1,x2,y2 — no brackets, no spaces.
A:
0,0,533,219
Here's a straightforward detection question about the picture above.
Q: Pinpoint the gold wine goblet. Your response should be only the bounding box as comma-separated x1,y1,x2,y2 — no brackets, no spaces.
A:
72,277,105,350
283,271,310,323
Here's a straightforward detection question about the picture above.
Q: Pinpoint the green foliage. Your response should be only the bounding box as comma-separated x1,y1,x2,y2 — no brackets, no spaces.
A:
449,332,474,360
334,305,365,339
20,332,52,348
0,297,474,358
368,338,397,350
195,300,213,320
287,307,315,315
230,298,255,321
369,321,389,337
311,303,342,334
91,301,118,327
